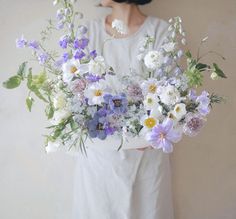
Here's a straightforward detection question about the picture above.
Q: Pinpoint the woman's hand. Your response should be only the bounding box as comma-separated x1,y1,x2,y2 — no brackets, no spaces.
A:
136,145,153,151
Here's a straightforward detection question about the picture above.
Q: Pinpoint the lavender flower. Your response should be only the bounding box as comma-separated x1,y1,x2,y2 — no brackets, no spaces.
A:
146,119,182,153
89,50,97,59
104,93,128,114
74,49,85,60
77,25,88,35
183,113,206,137
16,35,27,48
74,38,89,50
62,52,70,62
188,89,197,101
59,35,69,49
38,53,48,65
85,74,102,83
56,9,64,20
28,40,39,50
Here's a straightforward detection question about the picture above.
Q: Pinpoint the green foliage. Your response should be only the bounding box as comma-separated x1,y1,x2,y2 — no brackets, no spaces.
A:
2,75,22,89
26,96,34,112
213,63,227,78
185,66,204,88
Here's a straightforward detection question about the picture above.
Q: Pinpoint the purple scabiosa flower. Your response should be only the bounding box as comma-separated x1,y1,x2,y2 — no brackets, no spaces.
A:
104,93,128,114
89,50,97,59
183,113,206,137
74,49,85,60
28,40,39,50
196,91,210,116
127,83,144,102
59,35,69,49
74,38,89,50
16,35,27,48
38,53,48,65
85,74,102,83
70,79,87,97
146,119,182,153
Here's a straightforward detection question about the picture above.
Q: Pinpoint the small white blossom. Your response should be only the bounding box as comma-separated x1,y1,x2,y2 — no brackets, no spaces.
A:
144,50,164,70
88,56,106,76
159,84,181,105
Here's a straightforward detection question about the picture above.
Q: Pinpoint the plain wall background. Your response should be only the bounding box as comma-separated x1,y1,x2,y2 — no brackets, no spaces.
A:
0,0,235,218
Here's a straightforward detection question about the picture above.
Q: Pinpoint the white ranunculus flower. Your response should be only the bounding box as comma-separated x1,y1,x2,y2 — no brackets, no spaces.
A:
53,93,67,109
45,140,61,153
111,19,128,35
162,42,176,53
88,56,106,76
51,109,71,125
141,78,161,95
144,50,164,70
62,59,88,83
84,81,108,105
159,84,180,106
172,103,187,120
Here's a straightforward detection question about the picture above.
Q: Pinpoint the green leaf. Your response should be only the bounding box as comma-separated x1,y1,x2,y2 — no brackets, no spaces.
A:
32,88,48,102
196,63,210,72
2,75,22,89
185,50,192,58
26,96,34,112
27,68,33,90
45,105,54,119
70,119,79,131
213,63,227,78
17,62,27,78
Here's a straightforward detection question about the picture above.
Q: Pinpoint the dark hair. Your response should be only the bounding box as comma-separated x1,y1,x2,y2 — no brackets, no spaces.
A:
113,0,152,5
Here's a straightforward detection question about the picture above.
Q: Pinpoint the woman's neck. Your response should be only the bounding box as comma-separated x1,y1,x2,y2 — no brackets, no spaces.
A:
107,4,147,27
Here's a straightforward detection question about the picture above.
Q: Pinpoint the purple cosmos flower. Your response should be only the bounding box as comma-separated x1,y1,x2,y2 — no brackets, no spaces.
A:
104,93,128,114
38,53,48,65
74,49,85,60
183,113,206,137
86,74,102,83
127,83,144,102
74,38,89,50
28,40,39,50
146,119,182,153
188,89,197,101
196,91,210,116
90,50,97,59
59,35,69,49
16,35,27,48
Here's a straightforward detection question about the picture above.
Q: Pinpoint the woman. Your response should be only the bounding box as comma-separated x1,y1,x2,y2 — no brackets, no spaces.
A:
72,0,174,218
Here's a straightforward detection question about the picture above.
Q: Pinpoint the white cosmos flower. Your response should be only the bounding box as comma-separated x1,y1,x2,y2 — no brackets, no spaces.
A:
143,93,159,110
51,109,71,125
111,19,128,35
84,81,108,105
159,84,180,106
53,93,67,109
141,78,161,95
62,59,88,83
88,56,106,76
144,50,164,70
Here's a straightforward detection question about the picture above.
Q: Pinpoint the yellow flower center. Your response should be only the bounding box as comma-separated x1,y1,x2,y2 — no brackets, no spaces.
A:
70,66,78,74
147,98,153,104
94,89,102,96
144,117,157,129
148,84,157,93
168,113,176,119
175,106,181,113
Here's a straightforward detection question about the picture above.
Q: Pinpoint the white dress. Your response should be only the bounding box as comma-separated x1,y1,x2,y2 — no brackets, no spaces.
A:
72,16,174,219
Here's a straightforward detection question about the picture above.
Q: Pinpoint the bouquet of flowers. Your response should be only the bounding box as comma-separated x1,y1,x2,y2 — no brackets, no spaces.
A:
3,0,227,155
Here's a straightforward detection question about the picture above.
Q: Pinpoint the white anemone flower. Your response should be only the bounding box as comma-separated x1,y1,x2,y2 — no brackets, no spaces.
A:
143,93,160,110
88,56,106,76
141,78,161,95
159,84,181,106
62,59,88,83
84,81,108,105
173,103,187,120
111,19,128,35
144,50,164,70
